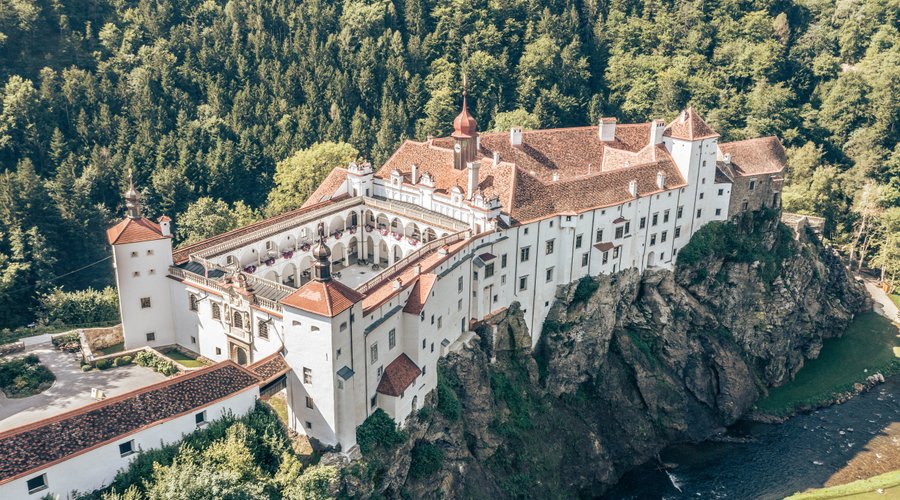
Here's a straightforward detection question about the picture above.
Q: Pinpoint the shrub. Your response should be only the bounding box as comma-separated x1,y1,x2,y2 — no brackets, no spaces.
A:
96,359,111,370
81,364,92,372
38,287,120,326
134,351,154,367
120,355,132,365
436,374,461,421
52,333,81,353
0,355,56,397
409,441,444,479
355,409,406,455
571,276,599,306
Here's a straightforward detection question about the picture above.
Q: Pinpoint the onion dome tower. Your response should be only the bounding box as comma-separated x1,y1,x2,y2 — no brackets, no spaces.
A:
312,221,332,282
125,174,142,219
452,88,478,171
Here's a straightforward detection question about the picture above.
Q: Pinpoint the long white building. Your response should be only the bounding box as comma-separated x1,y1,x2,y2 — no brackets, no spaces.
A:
103,101,786,450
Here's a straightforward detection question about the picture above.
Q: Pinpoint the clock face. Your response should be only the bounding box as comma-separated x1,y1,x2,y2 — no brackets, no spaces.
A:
454,143,461,153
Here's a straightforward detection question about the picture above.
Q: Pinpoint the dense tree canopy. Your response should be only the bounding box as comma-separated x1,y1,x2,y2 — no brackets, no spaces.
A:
0,0,897,328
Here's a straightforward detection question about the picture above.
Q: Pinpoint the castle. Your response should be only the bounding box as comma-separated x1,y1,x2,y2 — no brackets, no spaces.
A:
0,100,787,497
105,99,785,449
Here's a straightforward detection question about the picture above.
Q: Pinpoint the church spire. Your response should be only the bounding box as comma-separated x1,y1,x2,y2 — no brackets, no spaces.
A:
312,221,332,282
125,172,142,219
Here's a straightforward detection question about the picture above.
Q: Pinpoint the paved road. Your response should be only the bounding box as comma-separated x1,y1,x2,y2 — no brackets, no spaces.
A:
0,343,168,432
864,278,900,323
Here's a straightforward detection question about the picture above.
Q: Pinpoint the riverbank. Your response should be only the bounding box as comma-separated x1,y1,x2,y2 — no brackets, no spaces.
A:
749,312,899,419
787,469,900,499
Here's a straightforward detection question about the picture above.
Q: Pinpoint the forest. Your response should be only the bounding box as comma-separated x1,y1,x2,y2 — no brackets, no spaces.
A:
0,0,897,329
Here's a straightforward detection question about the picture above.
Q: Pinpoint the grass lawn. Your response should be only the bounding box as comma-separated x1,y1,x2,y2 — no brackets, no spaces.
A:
98,341,125,356
890,293,900,310
787,469,900,499
754,312,900,416
164,349,206,368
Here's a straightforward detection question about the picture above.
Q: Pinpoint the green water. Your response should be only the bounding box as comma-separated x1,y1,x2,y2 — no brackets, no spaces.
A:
755,312,900,416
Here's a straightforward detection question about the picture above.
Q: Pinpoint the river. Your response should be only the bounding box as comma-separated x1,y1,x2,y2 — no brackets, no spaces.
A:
603,378,900,499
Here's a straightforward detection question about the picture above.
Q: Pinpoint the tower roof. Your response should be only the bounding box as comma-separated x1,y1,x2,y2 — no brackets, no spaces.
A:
376,354,421,397
663,107,719,141
106,217,165,245
280,279,363,317
451,93,478,139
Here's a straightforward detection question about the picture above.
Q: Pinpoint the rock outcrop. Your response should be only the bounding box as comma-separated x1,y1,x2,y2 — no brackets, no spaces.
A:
334,211,869,498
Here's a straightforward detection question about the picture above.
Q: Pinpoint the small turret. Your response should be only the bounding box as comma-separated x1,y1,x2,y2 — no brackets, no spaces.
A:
312,221,332,282
125,174,142,219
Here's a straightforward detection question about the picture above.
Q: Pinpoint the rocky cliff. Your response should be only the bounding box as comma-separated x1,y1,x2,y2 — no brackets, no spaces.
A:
332,210,869,499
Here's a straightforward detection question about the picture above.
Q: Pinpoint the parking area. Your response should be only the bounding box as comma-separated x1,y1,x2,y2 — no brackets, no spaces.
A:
0,342,168,432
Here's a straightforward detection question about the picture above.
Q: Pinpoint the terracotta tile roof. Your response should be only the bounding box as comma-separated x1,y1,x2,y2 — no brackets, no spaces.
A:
663,108,719,141
249,352,290,384
379,124,687,225
402,273,437,314
280,279,363,317
715,165,734,184
376,354,421,397
171,198,345,264
301,168,349,208
718,136,787,177
106,217,166,245
0,362,260,485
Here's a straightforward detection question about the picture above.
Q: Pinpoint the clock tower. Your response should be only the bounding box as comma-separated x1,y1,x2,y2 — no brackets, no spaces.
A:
452,91,478,170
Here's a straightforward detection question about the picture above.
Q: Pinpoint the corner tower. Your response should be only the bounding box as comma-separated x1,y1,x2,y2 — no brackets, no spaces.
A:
107,175,176,350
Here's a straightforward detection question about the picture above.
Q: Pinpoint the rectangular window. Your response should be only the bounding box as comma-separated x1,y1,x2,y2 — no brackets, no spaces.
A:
303,367,312,384
524,227,529,235
146,332,155,341
624,222,631,235
696,209,702,219
715,208,722,216
216,347,222,355
615,227,624,239
519,275,528,291
741,200,749,211
613,247,620,258
212,303,221,319
520,246,531,262
195,411,207,426
258,320,269,339
545,267,554,282
595,229,603,242
677,206,684,219
340,322,347,332
581,253,589,266
663,209,670,223
575,234,583,248
749,179,757,191
306,396,314,409
458,276,463,293
639,217,646,229
473,271,479,281
661,231,668,243
545,239,554,255
140,297,151,309
501,254,508,268
371,395,377,408
675,226,682,238
26,474,47,494
437,316,442,328
389,329,396,349
718,188,724,196
500,275,506,285
602,251,609,264
652,213,659,226
191,336,196,344
370,344,378,364
458,299,463,311
485,263,495,278
650,234,657,245
699,192,705,200
119,440,135,457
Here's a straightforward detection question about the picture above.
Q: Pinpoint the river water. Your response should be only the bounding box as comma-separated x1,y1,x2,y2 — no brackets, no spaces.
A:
603,378,900,499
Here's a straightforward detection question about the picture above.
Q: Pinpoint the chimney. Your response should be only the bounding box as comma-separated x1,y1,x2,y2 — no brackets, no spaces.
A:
413,264,421,276
649,119,665,145
629,179,638,197
599,117,617,141
723,153,732,165
656,171,666,189
411,164,418,184
680,109,688,123
392,278,403,290
467,161,480,200
492,151,500,166
158,216,172,237
551,172,559,182
510,127,523,146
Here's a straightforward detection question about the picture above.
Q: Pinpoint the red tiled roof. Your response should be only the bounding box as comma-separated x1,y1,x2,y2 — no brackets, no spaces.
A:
613,216,627,224
301,168,349,208
0,361,260,484
376,354,421,397
718,136,787,176
402,274,437,314
106,217,166,245
248,352,290,384
663,108,719,141
280,279,363,317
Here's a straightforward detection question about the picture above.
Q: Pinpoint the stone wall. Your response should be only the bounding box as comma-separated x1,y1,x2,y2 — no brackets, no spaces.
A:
83,324,124,352
729,173,784,217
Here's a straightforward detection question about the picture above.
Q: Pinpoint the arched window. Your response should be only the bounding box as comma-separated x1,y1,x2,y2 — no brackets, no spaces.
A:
189,294,198,312
233,311,243,329
212,303,221,320
310,326,320,333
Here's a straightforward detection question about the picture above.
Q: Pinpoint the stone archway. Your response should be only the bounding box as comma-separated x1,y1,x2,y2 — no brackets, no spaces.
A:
646,251,656,268
232,344,249,366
